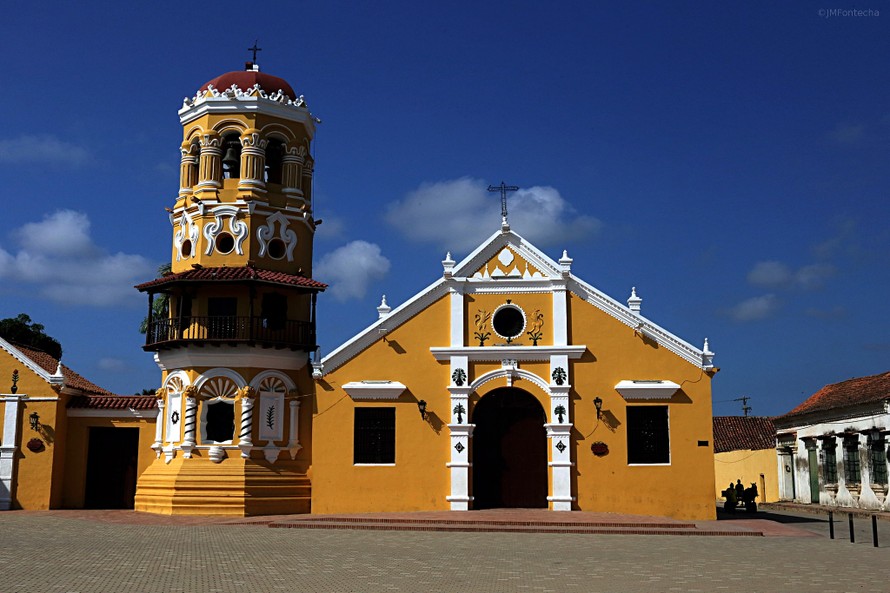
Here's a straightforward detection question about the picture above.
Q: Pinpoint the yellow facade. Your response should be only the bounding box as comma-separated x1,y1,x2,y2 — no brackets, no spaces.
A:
315,235,718,520
714,449,778,504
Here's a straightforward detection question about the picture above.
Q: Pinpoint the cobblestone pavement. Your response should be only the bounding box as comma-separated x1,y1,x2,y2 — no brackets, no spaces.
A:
0,510,888,593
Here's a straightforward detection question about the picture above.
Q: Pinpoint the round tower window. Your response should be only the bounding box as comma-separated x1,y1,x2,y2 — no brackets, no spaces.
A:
181,239,192,258
215,232,235,254
492,304,526,341
267,238,286,260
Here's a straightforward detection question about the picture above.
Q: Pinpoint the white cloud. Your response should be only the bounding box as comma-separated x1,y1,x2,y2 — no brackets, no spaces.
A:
315,240,390,302
0,134,91,166
0,210,155,307
747,261,791,288
729,294,780,322
795,263,836,290
746,260,836,291
97,357,129,372
828,123,865,144
385,177,602,253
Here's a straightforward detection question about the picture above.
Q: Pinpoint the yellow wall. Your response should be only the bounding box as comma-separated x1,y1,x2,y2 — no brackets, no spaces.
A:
714,448,778,503
314,287,717,520
62,416,157,508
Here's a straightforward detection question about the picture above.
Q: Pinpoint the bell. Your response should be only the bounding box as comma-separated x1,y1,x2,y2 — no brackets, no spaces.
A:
222,145,240,174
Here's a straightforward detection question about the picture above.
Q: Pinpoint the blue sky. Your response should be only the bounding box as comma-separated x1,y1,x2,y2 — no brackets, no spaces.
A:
1,2,887,416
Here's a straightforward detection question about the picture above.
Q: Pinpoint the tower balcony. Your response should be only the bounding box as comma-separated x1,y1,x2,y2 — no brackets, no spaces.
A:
144,315,316,351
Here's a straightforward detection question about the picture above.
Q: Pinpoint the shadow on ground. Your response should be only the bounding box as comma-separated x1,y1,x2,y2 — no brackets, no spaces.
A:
715,507,828,524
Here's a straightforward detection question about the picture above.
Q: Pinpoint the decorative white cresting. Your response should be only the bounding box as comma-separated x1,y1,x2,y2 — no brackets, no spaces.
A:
256,211,298,261
559,250,573,277
174,211,199,261
183,83,309,111
203,205,249,255
377,295,391,319
702,337,715,370
627,287,642,314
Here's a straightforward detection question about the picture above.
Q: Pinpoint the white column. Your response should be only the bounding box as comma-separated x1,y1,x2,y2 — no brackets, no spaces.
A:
446,423,474,510
238,396,255,459
449,284,464,347
0,395,24,511
181,396,198,458
151,398,165,459
552,284,568,346
547,355,574,511
287,399,302,459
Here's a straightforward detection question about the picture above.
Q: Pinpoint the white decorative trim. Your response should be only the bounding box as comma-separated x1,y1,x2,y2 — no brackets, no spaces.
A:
470,368,550,395
174,210,198,261
431,345,585,362
615,380,681,400
0,337,57,386
256,211,298,262
195,368,247,393
155,348,308,372
180,83,315,134
342,381,407,400
491,302,527,342
321,227,713,374
67,409,156,419
202,205,248,256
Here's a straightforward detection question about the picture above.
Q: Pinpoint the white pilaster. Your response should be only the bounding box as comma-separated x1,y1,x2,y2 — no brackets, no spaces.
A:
152,398,165,459
552,283,568,346
287,399,302,459
449,284,464,347
181,396,198,458
446,422,475,510
0,395,24,511
546,422,574,510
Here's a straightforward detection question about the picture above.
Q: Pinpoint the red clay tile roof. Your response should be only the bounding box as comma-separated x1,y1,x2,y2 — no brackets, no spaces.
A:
135,266,326,291
713,416,776,453
776,371,890,421
13,344,112,395
67,395,158,410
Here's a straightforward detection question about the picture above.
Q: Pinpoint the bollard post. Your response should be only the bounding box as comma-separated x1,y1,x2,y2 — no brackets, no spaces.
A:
828,510,834,539
848,513,855,543
872,515,879,548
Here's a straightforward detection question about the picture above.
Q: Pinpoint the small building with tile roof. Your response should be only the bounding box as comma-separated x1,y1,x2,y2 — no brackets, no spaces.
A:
773,371,890,510
712,416,777,503
0,337,156,510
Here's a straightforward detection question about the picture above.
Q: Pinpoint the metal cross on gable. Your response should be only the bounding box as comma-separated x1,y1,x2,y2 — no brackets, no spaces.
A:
248,41,262,63
487,181,519,224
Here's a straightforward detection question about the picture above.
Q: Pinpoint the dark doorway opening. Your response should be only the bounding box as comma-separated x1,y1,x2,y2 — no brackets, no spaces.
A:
472,388,548,509
84,427,139,509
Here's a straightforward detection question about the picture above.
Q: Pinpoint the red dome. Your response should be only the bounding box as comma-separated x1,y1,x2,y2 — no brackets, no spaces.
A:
200,70,297,100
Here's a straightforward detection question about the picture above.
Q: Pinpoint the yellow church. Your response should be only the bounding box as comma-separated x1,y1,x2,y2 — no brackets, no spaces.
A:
1,62,719,520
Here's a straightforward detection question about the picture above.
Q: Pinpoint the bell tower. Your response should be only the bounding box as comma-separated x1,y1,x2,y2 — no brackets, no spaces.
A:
134,62,325,516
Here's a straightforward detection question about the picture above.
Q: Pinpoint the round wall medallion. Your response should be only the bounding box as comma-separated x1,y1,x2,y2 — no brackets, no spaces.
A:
590,441,609,457
492,303,526,341
27,438,45,453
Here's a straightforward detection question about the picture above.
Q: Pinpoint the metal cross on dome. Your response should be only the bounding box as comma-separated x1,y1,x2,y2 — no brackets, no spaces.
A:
487,181,519,225
248,41,262,63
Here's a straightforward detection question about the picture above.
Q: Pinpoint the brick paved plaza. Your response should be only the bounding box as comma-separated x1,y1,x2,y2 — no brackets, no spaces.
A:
0,508,887,593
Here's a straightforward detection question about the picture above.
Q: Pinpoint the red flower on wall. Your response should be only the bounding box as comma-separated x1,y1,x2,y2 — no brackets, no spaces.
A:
26,438,45,453
590,441,609,457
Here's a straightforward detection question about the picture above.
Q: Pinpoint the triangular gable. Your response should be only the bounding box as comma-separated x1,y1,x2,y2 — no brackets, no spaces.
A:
0,337,64,387
321,227,712,373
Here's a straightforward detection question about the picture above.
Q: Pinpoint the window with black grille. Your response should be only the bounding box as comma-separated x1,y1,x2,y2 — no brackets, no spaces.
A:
822,440,838,483
870,437,888,485
354,408,395,464
843,438,861,484
626,406,669,464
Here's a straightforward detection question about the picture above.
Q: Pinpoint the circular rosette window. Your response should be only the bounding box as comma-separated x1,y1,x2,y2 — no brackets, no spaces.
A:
491,303,526,342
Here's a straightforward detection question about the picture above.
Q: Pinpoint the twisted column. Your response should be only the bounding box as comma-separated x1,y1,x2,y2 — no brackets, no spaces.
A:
181,386,198,458
238,386,256,458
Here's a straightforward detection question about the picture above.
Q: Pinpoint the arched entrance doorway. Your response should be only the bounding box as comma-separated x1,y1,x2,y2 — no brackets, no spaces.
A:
472,387,548,509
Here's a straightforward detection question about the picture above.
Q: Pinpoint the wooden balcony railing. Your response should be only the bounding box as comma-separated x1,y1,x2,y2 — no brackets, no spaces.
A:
144,316,316,350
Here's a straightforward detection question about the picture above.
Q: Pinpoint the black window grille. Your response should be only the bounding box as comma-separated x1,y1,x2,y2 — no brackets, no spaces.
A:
822,440,838,483
626,406,669,464
354,408,395,464
870,438,888,485
843,439,861,484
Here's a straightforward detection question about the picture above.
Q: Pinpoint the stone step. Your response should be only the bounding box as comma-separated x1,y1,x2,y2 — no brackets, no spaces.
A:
278,515,697,529
267,519,763,536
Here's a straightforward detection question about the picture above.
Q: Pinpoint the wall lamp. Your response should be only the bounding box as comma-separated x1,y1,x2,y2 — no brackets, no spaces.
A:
417,400,428,420
594,397,603,419
29,411,41,431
